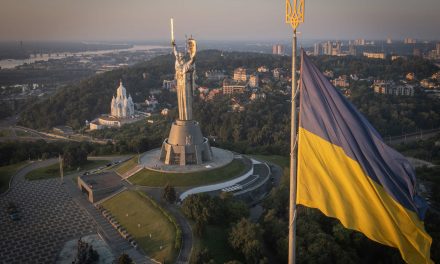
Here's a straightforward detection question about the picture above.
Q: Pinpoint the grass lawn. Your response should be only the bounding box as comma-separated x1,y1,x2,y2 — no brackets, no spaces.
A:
101,191,177,263
15,129,36,137
129,159,248,187
417,166,440,184
0,128,11,137
25,160,109,180
0,162,28,193
115,155,138,175
250,155,289,169
191,225,243,263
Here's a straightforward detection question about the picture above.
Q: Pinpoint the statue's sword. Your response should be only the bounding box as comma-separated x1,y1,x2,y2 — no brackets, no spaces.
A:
170,18,174,44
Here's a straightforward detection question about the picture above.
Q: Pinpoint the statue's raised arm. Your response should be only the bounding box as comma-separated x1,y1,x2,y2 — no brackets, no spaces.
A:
172,42,178,58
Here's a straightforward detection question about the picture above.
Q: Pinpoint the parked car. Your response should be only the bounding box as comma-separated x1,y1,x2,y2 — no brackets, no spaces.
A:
10,212,20,221
6,202,20,221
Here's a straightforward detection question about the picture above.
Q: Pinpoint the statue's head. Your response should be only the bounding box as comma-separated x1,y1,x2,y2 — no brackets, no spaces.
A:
188,38,197,58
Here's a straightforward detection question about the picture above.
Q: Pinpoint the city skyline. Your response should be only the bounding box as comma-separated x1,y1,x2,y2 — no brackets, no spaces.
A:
0,0,439,42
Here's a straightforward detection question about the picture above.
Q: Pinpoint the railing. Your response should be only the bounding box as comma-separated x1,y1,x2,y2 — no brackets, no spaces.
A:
385,127,440,143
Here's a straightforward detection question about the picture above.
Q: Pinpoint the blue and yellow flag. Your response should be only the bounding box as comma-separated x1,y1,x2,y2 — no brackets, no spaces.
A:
297,51,432,264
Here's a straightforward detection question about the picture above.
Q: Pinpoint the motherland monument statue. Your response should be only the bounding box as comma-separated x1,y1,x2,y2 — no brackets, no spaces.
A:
173,34,196,121
159,18,213,165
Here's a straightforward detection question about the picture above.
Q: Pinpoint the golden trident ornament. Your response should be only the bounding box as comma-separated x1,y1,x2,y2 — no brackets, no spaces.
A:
286,0,305,29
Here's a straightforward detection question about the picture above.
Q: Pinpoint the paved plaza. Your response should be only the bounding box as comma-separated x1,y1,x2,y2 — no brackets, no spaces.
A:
0,160,96,264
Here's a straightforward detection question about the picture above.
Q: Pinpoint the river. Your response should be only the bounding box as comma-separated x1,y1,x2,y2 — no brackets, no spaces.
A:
0,45,168,69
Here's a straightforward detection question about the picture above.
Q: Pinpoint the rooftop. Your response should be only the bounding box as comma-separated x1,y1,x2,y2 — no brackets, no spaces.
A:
80,171,122,190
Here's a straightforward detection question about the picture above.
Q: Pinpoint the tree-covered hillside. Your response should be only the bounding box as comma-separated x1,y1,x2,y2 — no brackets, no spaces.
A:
18,51,440,142
18,50,290,130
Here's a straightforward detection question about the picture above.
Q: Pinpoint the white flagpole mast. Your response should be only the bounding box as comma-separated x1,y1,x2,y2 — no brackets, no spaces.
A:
286,1,305,264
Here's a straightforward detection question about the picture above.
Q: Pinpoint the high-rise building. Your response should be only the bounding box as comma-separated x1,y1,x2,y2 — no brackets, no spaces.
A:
331,42,342,56
322,41,332,55
233,67,247,82
404,38,417,44
278,45,285,55
354,39,366,46
313,43,321,56
249,74,259,88
386,37,392,44
348,44,357,56
321,41,342,56
272,44,285,56
436,42,440,56
413,48,421,57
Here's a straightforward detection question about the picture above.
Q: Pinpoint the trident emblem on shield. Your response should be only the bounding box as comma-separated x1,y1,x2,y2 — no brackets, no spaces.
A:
286,0,305,30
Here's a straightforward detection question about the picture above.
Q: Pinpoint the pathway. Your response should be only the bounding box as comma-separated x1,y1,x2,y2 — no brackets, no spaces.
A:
178,158,261,200
407,157,437,168
167,205,193,264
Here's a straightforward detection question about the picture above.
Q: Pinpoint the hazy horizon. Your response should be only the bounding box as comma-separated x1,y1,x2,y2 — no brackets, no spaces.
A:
1,0,439,42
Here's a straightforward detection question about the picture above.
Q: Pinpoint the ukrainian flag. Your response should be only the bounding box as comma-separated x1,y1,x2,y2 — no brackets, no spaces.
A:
297,52,433,264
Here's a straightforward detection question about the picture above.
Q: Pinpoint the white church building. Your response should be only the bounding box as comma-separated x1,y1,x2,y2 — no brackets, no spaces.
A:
111,81,135,118
90,81,139,130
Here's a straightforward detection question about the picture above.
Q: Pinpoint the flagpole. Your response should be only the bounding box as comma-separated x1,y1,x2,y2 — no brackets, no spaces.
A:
288,27,298,264
286,1,304,264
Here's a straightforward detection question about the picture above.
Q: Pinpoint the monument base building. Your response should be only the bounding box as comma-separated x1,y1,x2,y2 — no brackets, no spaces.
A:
160,120,212,165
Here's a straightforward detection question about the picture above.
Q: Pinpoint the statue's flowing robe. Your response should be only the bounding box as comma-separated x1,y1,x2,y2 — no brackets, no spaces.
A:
175,60,194,120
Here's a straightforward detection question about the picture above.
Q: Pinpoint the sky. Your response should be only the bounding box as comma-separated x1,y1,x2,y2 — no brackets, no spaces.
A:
0,0,439,42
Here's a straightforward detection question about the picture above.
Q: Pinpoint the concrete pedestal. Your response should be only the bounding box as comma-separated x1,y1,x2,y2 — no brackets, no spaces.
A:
160,120,213,165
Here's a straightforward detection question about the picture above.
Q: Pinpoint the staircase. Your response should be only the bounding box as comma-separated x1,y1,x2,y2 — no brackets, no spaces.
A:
122,165,144,179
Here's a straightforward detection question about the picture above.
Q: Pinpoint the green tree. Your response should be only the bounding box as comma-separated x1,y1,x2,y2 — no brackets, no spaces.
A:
162,183,176,203
190,247,213,264
221,194,249,223
63,143,88,169
229,218,264,263
117,253,133,264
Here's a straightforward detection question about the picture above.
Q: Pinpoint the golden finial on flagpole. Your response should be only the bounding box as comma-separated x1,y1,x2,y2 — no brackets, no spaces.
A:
286,0,305,30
